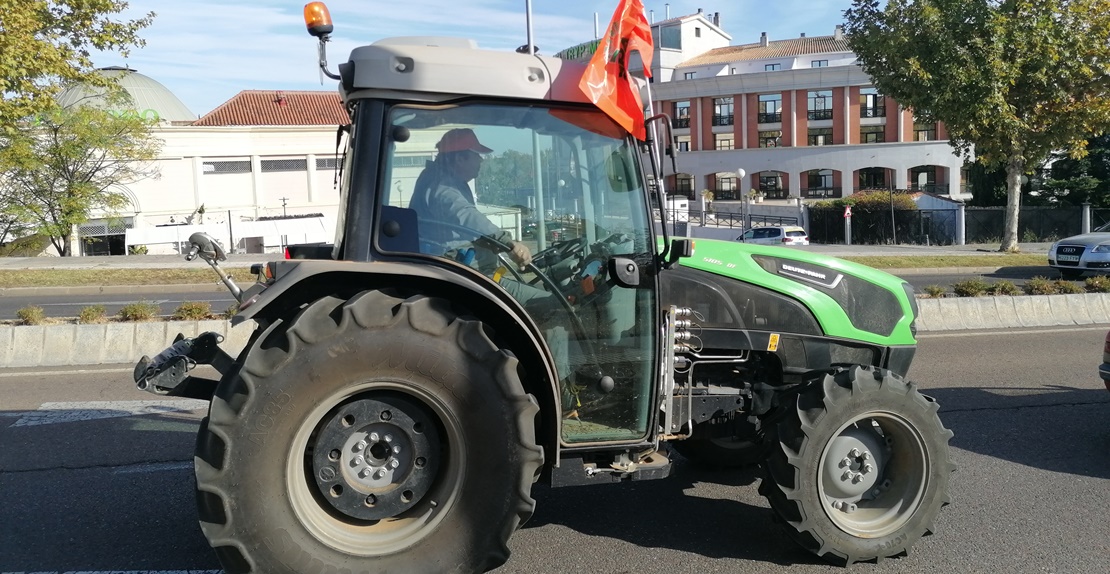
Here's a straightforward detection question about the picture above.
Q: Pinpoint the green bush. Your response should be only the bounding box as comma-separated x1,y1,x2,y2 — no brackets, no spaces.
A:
117,301,160,321
987,280,1020,296
951,277,990,297
127,244,148,255
78,305,107,324
1054,279,1086,294
922,285,947,298
1023,276,1058,295
16,305,46,325
222,304,240,319
1085,275,1110,293
172,301,213,321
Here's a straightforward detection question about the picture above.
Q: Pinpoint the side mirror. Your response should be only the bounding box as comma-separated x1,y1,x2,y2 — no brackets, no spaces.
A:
667,238,693,266
187,232,227,262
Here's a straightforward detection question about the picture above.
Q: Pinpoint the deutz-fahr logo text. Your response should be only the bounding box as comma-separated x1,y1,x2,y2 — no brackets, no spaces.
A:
779,261,843,289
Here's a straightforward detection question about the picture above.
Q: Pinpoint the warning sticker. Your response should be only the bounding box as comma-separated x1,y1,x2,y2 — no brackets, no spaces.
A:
767,333,780,352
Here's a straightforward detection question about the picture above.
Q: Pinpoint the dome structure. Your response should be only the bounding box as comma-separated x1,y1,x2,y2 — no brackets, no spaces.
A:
56,66,196,123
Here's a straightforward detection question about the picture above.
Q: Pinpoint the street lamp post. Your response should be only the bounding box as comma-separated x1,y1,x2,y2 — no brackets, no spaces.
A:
737,168,746,232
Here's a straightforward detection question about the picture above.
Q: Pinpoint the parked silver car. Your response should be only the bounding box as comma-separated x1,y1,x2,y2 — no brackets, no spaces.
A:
735,225,810,246
1047,222,1110,278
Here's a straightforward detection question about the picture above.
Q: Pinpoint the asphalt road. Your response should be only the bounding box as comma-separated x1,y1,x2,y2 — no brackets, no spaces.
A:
1,326,1107,573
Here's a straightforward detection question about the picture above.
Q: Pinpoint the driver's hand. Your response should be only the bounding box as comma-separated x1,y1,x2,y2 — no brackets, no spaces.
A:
508,240,533,268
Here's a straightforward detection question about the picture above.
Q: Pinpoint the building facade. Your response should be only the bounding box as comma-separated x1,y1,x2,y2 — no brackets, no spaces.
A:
643,12,967,202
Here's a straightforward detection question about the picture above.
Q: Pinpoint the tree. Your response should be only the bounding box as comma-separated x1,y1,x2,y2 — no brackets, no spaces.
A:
1040,134,1110,206
0,95,162,255
844,0,1110,251
0,1,154,131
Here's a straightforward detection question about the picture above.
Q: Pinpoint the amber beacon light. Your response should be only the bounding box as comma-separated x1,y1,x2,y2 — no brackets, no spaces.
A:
304,2,334,37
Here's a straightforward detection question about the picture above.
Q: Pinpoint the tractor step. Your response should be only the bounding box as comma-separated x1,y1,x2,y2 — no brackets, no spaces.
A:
551,449,672,488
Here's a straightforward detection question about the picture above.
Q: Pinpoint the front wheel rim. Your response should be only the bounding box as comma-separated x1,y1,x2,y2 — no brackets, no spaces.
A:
818,411,928,538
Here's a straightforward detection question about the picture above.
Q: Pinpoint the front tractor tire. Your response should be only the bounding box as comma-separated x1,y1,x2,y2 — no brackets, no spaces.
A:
759,365,955,565
193,291,544,574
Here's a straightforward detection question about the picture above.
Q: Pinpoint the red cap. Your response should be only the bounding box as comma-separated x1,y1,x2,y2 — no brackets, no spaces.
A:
436,128,493,154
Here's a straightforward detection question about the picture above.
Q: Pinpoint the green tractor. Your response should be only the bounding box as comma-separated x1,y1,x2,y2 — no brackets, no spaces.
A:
133,5,954,573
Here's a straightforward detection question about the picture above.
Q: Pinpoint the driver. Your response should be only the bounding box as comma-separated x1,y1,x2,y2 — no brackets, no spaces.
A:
409,128,532,268
409,128,590,418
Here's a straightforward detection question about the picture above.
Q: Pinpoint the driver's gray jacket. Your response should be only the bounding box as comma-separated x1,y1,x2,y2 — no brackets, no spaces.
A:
408,161,514,249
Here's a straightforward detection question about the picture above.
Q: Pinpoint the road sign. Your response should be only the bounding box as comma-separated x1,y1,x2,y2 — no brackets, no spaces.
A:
844,205,853,219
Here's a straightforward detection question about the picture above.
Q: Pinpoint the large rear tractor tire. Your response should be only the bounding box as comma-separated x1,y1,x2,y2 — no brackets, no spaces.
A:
193,291,544,574
759,365,955,565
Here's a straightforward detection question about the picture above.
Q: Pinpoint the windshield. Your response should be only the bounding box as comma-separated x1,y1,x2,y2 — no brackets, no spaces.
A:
375,102,658,444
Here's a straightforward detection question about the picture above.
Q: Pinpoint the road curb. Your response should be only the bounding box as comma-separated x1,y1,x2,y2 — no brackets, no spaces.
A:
2,292,1108,367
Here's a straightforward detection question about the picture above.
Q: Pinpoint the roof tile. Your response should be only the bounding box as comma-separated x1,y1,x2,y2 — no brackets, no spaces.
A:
193,90,347,126
678,35,852,68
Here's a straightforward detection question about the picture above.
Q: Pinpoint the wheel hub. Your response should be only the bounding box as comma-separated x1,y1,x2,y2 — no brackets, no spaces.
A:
310,393,441,521
822,424,886,502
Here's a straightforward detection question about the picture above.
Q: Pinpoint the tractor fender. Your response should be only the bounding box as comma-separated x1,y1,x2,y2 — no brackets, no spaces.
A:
231,259,563,461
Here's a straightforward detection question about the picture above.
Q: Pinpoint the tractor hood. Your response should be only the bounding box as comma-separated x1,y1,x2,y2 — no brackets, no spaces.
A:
676,238,918,346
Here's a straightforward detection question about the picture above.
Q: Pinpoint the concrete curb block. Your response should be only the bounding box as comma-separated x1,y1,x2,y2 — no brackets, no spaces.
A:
0,319,252,368
3,292,1110,367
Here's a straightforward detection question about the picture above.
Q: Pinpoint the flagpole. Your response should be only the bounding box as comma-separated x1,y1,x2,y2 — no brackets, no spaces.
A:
524,1,535,55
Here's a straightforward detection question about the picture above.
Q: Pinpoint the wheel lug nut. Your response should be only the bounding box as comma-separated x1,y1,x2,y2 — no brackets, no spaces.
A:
359,469,370,478
852,474,864,483
839,457,852,468
365,494,377,506
849,448,861,458
393,445,402,454
354,456,364,465
390,459,400,469
861,451,871,460
356,440,368,450
374,469,385,479
842,471,854,481
385,434,394,443
369,432,380,442
863,464,874,475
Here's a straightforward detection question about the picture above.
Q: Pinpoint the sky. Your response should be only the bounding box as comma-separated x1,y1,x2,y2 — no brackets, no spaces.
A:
101,1,859,118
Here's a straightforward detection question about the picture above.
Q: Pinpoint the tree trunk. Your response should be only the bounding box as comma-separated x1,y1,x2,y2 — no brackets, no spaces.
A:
1000,154,1024,252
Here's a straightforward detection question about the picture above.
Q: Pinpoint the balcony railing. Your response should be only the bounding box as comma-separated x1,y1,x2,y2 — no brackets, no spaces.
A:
802,186,842,199
672,117,690,129
712,188,742,200
861,106,887,118
757,112,782,123
808,109,834,121
909,183,950,195
761,189,789,200
712,114,734,126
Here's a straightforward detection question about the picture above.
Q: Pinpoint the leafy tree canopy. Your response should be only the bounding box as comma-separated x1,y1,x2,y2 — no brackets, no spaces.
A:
844,0,1110,250
0,1,154,131
0,94,162,255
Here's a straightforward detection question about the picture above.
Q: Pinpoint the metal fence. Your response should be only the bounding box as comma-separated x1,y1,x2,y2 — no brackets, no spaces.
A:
808,208,959,245
963,206,1082,243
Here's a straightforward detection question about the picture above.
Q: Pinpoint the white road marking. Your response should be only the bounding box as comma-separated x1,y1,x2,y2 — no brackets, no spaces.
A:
0,571,222,573
918,326,1109,339
8,399,208,427
0,368,133,378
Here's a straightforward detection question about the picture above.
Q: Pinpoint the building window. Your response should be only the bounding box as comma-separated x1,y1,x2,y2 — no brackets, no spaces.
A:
717,176,736,192
914,122,937,141
812,60,829,68
261,158,308,173
695,27,701,38
765,63,781,71
660,26,681,49
860,125,885,143
808,169,833,189
684,71,696,80
759,130,782,148
758,94,782,123
808,128,833,146
675,174,694,194
730,67,737,74
859,168,888,189
316,157,339,170
715,135,734,150
712,97,734,126
860,87,886,118
672,101,690,128
808,90,833,120
203,160,252,174
677,139,691,152
759,171,785,198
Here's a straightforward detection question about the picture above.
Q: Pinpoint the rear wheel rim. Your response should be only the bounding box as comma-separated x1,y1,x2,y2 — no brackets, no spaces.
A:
286,380,464,555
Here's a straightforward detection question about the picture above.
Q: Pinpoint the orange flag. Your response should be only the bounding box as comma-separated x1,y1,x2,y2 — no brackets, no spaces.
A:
579,0,654,140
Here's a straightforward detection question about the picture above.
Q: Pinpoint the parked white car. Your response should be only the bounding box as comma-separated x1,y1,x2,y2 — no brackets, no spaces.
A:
735,225,810,246
1048,222,1110,278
